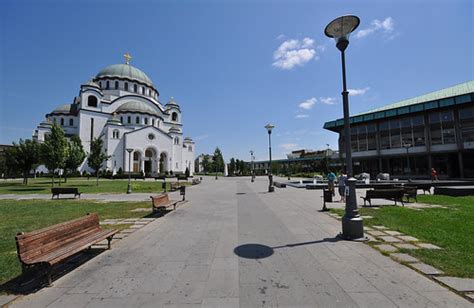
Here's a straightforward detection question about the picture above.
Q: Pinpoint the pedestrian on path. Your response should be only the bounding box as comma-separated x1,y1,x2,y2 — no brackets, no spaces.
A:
431,168,439,182
327,171,336,196
338,170,347,202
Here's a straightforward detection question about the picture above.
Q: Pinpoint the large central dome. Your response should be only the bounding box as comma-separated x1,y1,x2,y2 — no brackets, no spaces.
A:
96,64,153,86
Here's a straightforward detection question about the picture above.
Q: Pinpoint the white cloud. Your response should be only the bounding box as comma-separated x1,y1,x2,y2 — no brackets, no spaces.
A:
272,38,319,70
320,97,336,105
298,97,317,110
279,143,299,151
295,114,309,119
355,17,394,39
348,87,370,96
276,34,285,40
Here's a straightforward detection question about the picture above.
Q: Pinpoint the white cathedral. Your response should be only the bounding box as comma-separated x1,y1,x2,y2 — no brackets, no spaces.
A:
33,54,195,176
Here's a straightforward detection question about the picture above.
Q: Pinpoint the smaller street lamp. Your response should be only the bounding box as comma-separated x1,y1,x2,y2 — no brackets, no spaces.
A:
265,123,275,192
250,150,255,182
126,148,133,194
403,142,413,176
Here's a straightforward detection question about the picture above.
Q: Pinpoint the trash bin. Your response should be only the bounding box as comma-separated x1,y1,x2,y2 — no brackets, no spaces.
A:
180,185,186,201
323,189,332,203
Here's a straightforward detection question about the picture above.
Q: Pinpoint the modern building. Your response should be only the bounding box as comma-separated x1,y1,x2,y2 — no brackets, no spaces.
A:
33,54,195,176
323,80,474,178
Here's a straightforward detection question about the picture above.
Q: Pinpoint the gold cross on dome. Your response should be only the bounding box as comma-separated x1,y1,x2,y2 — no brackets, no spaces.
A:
124,52,132,65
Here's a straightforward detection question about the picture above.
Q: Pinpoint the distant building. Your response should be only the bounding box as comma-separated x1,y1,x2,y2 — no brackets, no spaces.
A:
323,80,474,178
287,149,335,159
194,154,213,173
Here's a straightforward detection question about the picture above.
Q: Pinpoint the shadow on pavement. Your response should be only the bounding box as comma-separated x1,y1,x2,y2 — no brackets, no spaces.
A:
271,236,341,249
234,244,274,259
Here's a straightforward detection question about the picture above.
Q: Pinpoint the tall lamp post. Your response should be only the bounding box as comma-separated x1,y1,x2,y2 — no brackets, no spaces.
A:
265,124,275,192
326,143,330,174
250,150,255,182
126,148,133,194
403,142,413,176
325,15,364,240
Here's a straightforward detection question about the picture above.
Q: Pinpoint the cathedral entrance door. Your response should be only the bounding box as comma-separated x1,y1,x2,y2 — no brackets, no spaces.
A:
144,161,152,174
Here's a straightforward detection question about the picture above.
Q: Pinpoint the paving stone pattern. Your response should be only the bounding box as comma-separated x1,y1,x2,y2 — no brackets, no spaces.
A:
8,177,472,307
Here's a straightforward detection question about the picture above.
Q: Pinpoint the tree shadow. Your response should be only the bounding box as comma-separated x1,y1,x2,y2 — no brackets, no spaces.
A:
0,249,104,295
7,188,45,192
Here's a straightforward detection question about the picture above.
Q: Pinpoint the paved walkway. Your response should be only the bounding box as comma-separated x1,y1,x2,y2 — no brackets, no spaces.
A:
10,177,471,307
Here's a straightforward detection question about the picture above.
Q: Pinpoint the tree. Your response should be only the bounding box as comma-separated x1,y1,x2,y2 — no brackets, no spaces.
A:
229,158,236,175
185,167,190,178
201,155,211,173
212,147,224,174
88,137,109,186
41,123,69,186
6,139,40,184
235,159,240,175
64,135,86,182
239,160,247,175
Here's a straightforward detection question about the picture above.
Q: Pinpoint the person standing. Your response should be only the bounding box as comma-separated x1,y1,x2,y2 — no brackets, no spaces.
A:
338,170,348,202
327,171,336,196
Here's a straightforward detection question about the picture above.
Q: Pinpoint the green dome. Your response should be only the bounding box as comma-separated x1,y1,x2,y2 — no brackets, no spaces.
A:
50,104,76,115
96,64,153,86
115,101,160,116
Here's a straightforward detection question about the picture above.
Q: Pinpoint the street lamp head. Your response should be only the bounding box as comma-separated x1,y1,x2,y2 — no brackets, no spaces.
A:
324,15,360,51
126,148,133,153
265,123,275,134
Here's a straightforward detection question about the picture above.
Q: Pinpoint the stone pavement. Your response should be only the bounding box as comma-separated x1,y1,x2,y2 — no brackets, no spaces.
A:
8,177,472,307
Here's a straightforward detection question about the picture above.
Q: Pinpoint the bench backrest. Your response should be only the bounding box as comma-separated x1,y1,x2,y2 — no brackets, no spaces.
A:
367,189,404,198
51,187,78,194
151,194,170,206
15,213,100,264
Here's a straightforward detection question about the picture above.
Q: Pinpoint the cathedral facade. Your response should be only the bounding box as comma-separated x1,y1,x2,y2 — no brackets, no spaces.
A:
33,55,195,176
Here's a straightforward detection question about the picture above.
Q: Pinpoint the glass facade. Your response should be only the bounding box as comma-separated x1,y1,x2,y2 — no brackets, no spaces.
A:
459,107,474,142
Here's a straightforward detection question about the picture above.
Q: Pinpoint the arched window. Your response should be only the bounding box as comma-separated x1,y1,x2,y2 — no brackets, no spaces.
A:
106,81,110,89
151,119,155,126
136,116,140,124
69,118,74,126
60,118,64,126
127,116,131,124
115,81,119,89
134,84,137,93
120,116,123,123
144,117,148,125
99,81,102,88
172,112,178,122
113,129,120,139
125,82,128,91
174,137,180,145
188,146,192,152
141,87,145,94
87,96,98,107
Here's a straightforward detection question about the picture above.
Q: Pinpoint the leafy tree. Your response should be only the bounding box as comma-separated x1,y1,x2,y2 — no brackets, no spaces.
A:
64,135,86,183
229,158,236,175
88,137,109,186
239,160,247,175
212,147,224,174
5,139,40,184
41,123,69,186
201,155,211,173
235,159,240,174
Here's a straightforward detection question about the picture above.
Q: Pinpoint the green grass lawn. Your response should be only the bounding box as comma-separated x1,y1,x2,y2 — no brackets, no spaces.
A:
0,199,153,285
332,195,474,277
0,178,189,195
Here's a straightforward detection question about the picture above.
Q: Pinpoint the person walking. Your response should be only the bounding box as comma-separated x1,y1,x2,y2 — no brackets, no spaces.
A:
327,171,336,196
431,168,439,182
338,170,348,202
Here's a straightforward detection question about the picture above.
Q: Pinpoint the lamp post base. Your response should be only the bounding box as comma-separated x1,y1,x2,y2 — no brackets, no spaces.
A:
340,216,365,240
127,184,132,194
268,186,274,192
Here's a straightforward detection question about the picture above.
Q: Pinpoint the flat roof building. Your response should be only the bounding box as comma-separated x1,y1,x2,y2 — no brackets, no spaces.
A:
323,80,474,178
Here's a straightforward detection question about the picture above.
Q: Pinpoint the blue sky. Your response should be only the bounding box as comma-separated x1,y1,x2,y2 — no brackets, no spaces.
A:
1,0,472,161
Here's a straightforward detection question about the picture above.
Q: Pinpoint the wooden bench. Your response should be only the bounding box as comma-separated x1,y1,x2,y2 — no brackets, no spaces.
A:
15,213,117,286
406,183,432,195
51,187,81,199
150,193,179,212
170,182,182,191
360,189,405,207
